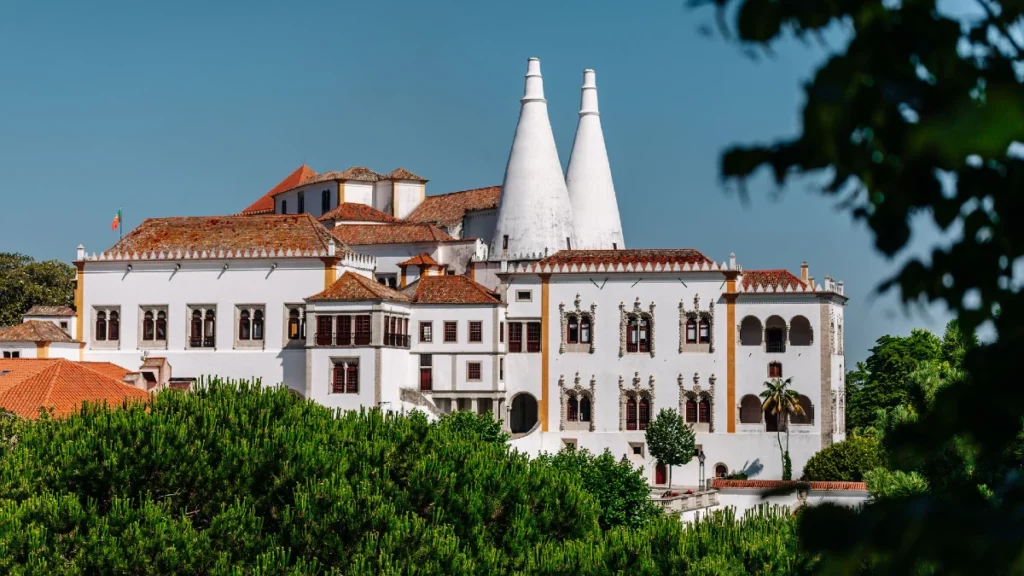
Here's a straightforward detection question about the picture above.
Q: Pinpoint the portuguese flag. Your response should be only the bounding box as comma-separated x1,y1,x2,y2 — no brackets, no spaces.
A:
111,208,122,231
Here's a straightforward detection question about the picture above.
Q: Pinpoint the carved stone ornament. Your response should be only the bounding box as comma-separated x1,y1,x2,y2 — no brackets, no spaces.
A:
619,298,656,358
618,372,656,431
559,294,597,355
678,372,717,433
559,371,597,432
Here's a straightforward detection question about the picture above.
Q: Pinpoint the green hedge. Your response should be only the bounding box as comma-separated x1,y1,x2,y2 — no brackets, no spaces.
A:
801,436,886,482
0,378,816,575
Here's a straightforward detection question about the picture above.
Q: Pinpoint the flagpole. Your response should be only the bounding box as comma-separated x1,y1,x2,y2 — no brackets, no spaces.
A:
120,206,123,241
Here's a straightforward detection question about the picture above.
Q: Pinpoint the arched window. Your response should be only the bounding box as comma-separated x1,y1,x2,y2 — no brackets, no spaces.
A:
156,311,167,340
580,316,591,344
768,362,783,379
567,396,579,422
190,309,203,346
789,315,813,346
95,311,107,341
252,310,264,340
698,319,710,343
568,315,579,344
715,464,728,478
686,318,697,343
108,311,120,341
740,316,763,346
685,399,698,423
239,310,251,340
739,395,762,424
204,310,216,347
790,395,814,425
638,397,650,430
626,397,637,430
765,315,786,352
288,308,302,340
698,399,710,423
579,396,591,422
627,316,651,353
143,311,155,341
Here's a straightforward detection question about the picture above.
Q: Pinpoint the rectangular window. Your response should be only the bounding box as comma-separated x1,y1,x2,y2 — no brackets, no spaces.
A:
354,315,371,345
568,315,579,344
630,442,645,457
467,362,482,381
420,321,433,343
444,321,457,343
508,322,523,353
769,362,783,378
2,351,19,359
332,360,359,394
499,322,504,343
526,322,541,353
316,315,333,346
469,321,482,343
321,189,330,213
698,321,711,344
337,315,351,346
287,306,305,341
297,191,305,213
281,200,287,214
499,358,504,380
686,320,697,344
420,354,432,391
502,235,509,251
516,290,532,302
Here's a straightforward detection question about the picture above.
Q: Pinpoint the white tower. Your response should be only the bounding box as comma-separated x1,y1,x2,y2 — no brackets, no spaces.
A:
490,58,577,259
566,69,625,250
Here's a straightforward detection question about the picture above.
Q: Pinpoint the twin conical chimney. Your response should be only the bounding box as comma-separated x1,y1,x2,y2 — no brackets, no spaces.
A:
490,58,577,258
566,69,624,250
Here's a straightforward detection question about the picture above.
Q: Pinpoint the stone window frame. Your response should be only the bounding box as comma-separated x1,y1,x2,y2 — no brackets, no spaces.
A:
185,304,217,350
91,305,121,350
559,294,597,354
234,304,266,350
678,373,716,433
619,298,656,358
559,372,596,432
562,438,577,450
283,304,306,348
515,289,533,302
329,356,360,394
618,372,656,431
629,442,645,458
138,305,168,351
678,294,714,354
466,361,483,382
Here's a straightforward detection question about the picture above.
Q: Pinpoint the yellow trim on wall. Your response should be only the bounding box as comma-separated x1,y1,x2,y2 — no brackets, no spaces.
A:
469,262,476,282
338,182,346,204
322,258,339,289
36,342,49,359
79,342,85,361
540,274,551,432
400,267,407,288
74,263,84,342
392,183,400,220
725,277,737,433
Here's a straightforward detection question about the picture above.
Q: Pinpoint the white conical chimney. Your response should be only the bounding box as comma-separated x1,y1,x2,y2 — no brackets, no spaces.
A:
566,69,625,250
490,58,577,259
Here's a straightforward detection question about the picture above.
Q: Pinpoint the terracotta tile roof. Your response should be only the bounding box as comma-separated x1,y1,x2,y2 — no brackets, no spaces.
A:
0,321,74,343
330,223,455,245
537,249,712,267
24,306,75,317
398,253,439,266
308,271,411,302
318,203,398,223
386,167,427,181
710,479,868,492
405,186,502,228
0,359,148,419
241,165,317,215
78,361,133,381
404,275,499,304
310,166,384,184
106,214,344,256
741,269,807,291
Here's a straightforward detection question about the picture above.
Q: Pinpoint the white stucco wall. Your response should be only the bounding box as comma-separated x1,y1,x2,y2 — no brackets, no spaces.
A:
462,209,498,242
344,182,374,208
275,182,339,219
21,315,76,338
394,181,424,220
373,181,393,214
0,343,40,359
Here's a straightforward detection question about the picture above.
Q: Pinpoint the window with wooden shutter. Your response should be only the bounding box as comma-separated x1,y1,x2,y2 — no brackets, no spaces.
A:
469,321,482,343
508,323,522,353
444,321,457,343
526,322,541,352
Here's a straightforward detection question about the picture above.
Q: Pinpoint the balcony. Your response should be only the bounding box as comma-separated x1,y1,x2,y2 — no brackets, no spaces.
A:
315,332,373,347
766,340,786,353
384,333,411,348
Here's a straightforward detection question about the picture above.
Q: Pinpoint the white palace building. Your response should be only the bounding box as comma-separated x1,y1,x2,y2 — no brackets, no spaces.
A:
51,58,847,482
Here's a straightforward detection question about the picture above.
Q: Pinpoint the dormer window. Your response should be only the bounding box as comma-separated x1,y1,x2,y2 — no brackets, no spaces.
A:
281,200,288,214
297,191,305,213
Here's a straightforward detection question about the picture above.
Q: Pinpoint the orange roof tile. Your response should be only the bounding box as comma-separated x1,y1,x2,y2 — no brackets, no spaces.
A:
536,249,712,267
0,359,148,419
398,253,440,266
106,214,344,256
405,186,502,228
241,165,318,215
79,361,133,381
741,269,807,291
308,271,411,302
0,321,74,343
24,306,75,317
318,203,398,223
385,167,427,181
330,223,455,245
404,275,499,305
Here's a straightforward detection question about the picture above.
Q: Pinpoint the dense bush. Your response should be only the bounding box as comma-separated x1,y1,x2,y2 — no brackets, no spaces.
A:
801,436,885,482
0,379,816,574
864,468,930,499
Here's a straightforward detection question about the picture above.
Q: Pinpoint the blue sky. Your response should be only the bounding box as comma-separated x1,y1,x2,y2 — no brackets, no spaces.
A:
0,0,955,362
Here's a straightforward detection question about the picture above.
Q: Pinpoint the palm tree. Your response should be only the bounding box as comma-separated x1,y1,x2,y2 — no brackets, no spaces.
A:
760,377,804,479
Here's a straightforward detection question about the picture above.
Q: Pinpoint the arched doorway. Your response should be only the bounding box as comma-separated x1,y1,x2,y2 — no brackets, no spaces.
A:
509,393,538,434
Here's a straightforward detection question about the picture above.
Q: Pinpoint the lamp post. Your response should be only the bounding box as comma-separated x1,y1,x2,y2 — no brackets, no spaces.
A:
697,450,706,491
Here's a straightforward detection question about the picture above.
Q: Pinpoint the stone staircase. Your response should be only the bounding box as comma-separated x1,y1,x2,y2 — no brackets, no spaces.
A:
398,388,445,418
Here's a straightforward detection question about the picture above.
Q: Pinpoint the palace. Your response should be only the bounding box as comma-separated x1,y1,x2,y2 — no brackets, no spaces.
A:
18,58,848,483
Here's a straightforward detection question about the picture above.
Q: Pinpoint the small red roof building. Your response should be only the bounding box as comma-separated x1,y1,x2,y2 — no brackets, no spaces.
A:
0,358,148,419
318,203,399,224
741,269,807,291
0,321,75,343
308,272,411,302
405,186,501,230
403,275,500,305
241,165,317,215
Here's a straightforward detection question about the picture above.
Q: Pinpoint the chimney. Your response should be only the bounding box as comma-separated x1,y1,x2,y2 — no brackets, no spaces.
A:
77,244,85,261
729,252,736,270
490,58,577,260
800,262,808,285
328,239,336,257
565,69,625,250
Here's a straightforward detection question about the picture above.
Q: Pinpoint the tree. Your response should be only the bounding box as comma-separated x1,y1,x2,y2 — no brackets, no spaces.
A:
644,408,695,489
801,436,886,482
0,253,75,327
760,377,803,480
693,0,1024,569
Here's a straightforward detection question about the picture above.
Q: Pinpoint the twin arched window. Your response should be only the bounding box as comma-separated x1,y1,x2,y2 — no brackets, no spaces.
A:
685,318,711,344
142,309,167,342
566,395,592,423
684,398,711,424
94,308,120,341
625,394,651,431
566,313,592,345
190,308,216,348
626,316,650,353
238,307,265,342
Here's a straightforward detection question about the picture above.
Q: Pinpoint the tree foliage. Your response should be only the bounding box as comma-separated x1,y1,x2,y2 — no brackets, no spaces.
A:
695,0,1024,569
761,377,803,479
801,436,886,482
0,379,817,574
0,253,75,327
645,408,696,488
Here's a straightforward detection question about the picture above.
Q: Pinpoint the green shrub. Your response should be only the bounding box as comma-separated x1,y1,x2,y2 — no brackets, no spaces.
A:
801,436,885,482
864,468,930,499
